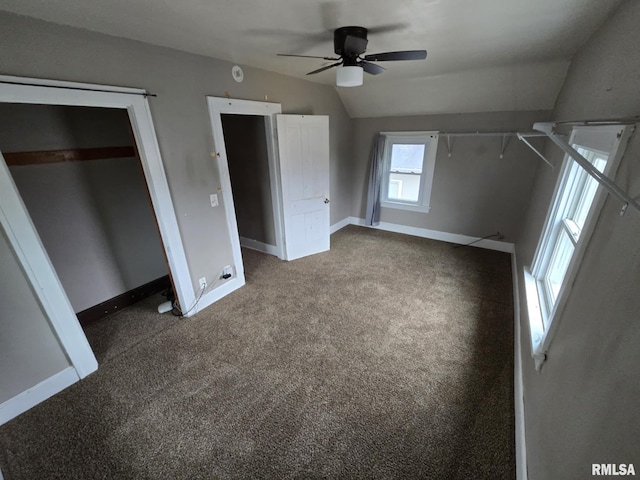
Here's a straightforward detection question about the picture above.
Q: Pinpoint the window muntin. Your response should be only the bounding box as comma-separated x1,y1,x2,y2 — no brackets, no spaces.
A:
380,133,438,213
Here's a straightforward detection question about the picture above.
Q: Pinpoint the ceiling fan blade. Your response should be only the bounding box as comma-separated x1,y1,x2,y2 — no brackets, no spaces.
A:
359,61,386,75
363,50,428,62
278,53,340,61
366,23,409,35
306,61,343,75
344,35,368,55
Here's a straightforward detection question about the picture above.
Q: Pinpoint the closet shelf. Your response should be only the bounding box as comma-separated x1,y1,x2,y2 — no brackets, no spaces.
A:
3,146,135,166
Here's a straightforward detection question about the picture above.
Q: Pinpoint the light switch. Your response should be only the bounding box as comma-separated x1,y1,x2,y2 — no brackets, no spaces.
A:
210,194,219,207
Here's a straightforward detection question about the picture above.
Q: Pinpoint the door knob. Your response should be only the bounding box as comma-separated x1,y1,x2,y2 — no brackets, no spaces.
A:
324,198,330,204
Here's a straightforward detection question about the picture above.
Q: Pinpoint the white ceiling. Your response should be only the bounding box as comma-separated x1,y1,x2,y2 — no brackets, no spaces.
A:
0,0,622,117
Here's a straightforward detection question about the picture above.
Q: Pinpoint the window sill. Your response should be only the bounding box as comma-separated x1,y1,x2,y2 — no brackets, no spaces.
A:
381,201,431,214
523,267,548,370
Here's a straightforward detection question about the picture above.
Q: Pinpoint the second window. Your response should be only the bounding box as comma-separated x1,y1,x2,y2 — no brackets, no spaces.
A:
381,132,438,213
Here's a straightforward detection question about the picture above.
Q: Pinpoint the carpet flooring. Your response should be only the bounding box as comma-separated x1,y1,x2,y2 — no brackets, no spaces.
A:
0,225,515,479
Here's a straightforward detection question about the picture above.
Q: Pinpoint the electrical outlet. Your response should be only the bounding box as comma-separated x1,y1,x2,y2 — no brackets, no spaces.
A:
198,277,207,290
210,194,219,207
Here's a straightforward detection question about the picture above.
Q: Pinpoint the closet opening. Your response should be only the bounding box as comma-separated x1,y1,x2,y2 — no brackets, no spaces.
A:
0,103,175,356
221,113,280,259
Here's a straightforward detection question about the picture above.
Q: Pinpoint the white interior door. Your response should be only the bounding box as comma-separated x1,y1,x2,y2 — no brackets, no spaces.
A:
276,115,330,261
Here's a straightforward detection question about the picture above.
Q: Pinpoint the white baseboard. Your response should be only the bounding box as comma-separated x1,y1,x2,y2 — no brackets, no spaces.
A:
0,366,79,426
190,275,245,317
512,251,528,480
189,238,271,318
239,237,279,257
330,216,352,234
349,217,515,253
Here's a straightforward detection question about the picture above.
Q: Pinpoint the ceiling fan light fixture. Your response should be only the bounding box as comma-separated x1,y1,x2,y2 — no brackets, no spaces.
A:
336,66,363,87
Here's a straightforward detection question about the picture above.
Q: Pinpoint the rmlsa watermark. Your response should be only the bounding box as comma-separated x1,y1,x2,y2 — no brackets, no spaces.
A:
592,464,636,476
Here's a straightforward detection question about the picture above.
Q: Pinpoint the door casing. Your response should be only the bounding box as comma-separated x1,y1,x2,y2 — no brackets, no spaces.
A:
206,98,332,271
206,97,285,273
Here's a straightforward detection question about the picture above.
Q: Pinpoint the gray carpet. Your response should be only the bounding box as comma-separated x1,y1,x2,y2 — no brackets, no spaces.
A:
0,225,515,479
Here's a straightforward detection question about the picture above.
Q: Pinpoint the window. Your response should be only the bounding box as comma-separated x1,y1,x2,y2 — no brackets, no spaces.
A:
380,132,438,213
524,125,629,367
535,145,609,319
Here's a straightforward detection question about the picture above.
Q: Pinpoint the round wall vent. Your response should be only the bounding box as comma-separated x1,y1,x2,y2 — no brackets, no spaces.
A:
232,65,244,83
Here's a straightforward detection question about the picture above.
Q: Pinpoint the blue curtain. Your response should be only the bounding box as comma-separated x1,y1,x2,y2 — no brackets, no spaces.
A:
365,134,386,226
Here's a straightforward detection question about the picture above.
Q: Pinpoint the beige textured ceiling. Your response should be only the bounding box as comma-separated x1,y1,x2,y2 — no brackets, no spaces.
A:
0,0,622,117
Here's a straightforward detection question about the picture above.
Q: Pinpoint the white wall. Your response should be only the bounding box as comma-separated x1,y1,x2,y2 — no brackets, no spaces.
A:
516,1,640,478
0,104,168,312
351,111,551,242
0,224,70,404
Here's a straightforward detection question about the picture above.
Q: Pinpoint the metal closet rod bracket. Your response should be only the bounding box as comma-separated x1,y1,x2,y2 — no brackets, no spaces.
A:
533,121,640,216
517,132,556,168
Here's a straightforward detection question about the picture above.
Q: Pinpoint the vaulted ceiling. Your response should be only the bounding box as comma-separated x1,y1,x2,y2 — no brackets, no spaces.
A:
0,0,623,117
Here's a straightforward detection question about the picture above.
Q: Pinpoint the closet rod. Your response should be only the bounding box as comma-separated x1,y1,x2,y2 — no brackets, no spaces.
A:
440,131,546,137
439,131,546,158
552,116,639,127
534,122,640,216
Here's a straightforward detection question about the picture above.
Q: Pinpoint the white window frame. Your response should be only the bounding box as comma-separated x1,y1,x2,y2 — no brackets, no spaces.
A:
380,131,438,213
524,125,631,369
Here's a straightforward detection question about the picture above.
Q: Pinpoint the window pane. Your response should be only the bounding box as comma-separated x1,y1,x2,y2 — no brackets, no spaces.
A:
568,147,609,236
545,231,575,306
388,173,420,201
571,176,599,233
388,178,402,199
390,144,425,172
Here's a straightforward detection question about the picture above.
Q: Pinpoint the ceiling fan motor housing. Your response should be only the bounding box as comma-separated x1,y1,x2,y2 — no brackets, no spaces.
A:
334,26,368,57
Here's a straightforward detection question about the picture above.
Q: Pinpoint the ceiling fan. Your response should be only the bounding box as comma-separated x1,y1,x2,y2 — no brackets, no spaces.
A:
278,26,427,87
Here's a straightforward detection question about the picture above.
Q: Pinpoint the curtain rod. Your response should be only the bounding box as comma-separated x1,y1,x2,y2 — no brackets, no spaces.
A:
0,80,157,98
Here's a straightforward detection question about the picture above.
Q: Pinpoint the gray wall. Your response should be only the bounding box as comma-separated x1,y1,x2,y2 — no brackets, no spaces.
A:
0,11,353,294
0,224,70,404
222,114,275,246
351,111,551,242
515,1,640,478
0,104,168,312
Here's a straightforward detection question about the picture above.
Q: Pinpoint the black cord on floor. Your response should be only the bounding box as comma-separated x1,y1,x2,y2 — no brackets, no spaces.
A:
453,232,502,249
170,275,228,317
171,286,207,317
